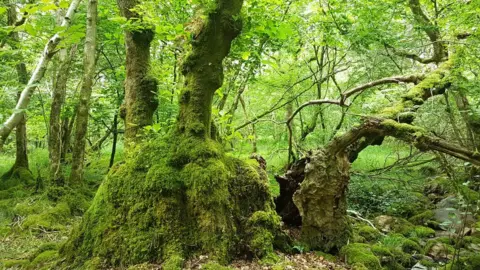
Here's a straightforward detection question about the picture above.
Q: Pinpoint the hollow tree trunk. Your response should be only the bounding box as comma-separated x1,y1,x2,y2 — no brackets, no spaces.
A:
293,149,351,252
69,0,97,185
62,1,286,268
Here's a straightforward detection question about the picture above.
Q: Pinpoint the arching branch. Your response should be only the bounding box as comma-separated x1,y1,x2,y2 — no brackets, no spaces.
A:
286,74,425,163
327,118,480,166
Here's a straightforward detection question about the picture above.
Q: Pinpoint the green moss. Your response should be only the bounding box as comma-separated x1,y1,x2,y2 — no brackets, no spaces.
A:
314,251,337,262
28,243,58,261
401,238,422,253
408,210,435,225
371,243,412,268
0,259,28,268
378,58,454,120
247,210,282,258
21,202,70,232
419,259,437,268
381,120,425,135
340,243,382,270
410,226,435,238
0,167,35,191
381,233,421,254
162,255,184,270
351,262,369,270
201,261,233,270
357,225,381,242
28,250,58,269
61,137,284,268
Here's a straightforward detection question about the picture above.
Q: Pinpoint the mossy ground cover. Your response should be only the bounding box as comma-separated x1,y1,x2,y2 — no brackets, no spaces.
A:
0,145,122,269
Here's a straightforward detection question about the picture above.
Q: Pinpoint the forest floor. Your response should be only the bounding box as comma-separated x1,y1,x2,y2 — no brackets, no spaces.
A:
1,142,480,269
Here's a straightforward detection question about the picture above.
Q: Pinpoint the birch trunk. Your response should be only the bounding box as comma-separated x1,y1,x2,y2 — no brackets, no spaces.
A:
69,0,98,185
1,0,30,179
0,0,82,151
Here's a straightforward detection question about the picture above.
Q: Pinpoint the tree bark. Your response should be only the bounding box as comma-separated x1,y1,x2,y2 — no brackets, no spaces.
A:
69,0,97,185
1,0,30,179
175,1,244,140
49,11,77,185
109,113,118,168
0,0,82,150
117,0,158,150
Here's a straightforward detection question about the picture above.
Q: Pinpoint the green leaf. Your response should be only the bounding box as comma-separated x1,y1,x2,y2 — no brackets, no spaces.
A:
241,51,251,60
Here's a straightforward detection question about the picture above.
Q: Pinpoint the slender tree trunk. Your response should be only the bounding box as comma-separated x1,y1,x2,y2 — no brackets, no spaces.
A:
69,0,97,185
0,0,82,150
49,10,76,185
60,115,73,162
109,113,118,168
2,0,30,179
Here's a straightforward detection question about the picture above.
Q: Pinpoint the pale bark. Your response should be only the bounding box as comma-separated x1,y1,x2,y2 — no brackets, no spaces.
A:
0,0,82,151
49,8,77,185
69,0,97,184
9,1,29,170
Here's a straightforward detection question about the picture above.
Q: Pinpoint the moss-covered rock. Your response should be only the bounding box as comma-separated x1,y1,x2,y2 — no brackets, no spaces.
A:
424,240,454,261
411,226,436,238
357,225,381,242
61,138,287,269
0,259,28,269
373,215,415,235
371,244,405,269
340,243,382,270
408,210,436,226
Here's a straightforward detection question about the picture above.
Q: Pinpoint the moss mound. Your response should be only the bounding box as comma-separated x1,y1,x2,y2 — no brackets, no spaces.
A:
61,137,287,268
357,225,381,242
340,243,382,270
0,167,34,200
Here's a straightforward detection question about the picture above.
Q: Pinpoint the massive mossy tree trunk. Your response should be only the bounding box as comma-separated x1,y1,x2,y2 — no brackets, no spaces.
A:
62,1,286,268
69,0,97,184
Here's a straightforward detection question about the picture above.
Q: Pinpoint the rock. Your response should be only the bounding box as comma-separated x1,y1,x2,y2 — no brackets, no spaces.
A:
435,196,458,209
425,242,453,261
373,215,414,235
411,262,434,270
374,215,396,232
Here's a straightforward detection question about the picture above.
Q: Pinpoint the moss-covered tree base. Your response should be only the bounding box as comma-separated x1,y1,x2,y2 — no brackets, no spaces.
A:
61,136,287,269
0,167,35,200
